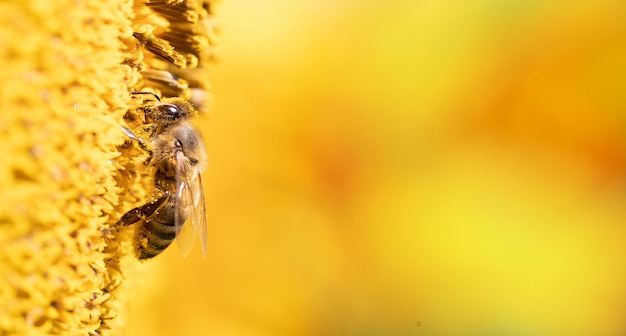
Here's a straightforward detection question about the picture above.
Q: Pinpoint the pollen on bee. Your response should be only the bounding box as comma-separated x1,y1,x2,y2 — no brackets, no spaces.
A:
138,236,149,250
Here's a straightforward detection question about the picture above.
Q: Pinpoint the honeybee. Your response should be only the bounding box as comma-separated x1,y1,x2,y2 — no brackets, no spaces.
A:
118,94,208,260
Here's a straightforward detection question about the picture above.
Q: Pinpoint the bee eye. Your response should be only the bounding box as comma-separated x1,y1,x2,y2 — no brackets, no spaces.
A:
175,139,183,149
158,104,182,118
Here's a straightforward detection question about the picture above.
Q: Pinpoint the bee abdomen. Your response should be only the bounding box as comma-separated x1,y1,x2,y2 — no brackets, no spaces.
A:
134,217,178,260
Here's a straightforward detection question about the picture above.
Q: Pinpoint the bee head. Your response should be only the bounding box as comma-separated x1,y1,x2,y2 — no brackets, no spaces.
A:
132,92,196,125
146,98,195,124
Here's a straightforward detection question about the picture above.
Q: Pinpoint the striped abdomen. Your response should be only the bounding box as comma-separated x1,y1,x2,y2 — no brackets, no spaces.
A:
134,196,186,260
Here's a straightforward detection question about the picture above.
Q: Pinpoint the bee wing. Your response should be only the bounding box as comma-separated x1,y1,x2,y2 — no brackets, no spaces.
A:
174,151,197,258
190,173,207,258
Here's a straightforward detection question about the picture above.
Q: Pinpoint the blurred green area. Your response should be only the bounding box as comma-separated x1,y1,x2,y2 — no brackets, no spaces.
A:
128,1,626,335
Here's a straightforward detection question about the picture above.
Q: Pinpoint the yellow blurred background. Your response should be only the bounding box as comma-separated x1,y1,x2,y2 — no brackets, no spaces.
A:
128,1,626,335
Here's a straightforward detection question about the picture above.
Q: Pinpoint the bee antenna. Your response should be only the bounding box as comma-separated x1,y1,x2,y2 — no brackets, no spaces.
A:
132,91,161,102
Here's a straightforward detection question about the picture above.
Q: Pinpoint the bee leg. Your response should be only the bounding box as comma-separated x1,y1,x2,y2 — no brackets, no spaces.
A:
136,106,152,124
135,124,159,165
116,192,169,227
117,207,145,226
136,124,157,140
121,126,154,163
